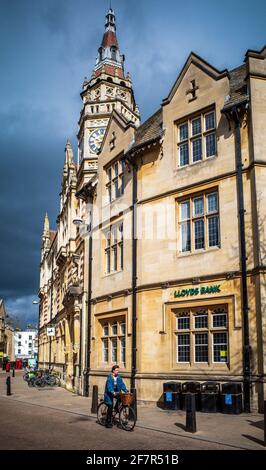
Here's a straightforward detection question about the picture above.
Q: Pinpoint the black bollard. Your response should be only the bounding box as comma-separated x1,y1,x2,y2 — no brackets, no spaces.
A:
185,393,197,433
264,400,266,447
12,368,15,378
91,385,98,414
131,388,137,421
6,376,11,396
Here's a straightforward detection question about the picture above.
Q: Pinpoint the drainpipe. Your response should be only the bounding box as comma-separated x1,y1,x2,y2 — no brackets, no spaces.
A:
230,104,251,413
84,202,93,397
79,305,82,379
49,255,54,370
131,162,137,391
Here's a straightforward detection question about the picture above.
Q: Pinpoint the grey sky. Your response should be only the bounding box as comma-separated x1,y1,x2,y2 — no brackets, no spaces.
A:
0,0,265,326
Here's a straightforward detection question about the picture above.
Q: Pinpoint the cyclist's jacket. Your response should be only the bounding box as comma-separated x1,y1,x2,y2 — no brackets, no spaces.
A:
104,374,127,405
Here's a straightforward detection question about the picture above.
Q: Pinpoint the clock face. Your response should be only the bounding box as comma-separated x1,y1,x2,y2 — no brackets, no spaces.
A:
88,128,106,153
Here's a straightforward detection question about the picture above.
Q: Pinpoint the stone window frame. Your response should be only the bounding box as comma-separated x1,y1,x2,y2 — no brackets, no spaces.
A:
105,156,125,204
103,221,123,275
177,188,220,254
174,303,229,366
100,316,126,367
177,108,217,167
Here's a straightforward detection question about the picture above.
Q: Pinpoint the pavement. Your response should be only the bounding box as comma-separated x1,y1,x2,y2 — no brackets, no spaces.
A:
0,370,265,450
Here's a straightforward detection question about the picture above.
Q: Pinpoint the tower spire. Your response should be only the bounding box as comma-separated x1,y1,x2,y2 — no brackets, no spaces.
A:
94,8,125,79
77,7,140,176
43,212,49,236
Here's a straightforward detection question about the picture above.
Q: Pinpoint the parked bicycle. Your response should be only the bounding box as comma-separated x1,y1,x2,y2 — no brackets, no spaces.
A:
97,392,136,431
23,368,60,388
35,370,59,387
23,366,37,382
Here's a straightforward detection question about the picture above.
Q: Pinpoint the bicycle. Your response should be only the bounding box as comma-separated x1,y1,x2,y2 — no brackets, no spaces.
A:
97,392,136,431
23,367,37,382
35,370,59,387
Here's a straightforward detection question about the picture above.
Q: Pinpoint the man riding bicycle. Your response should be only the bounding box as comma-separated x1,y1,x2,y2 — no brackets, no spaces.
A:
104,365,128,428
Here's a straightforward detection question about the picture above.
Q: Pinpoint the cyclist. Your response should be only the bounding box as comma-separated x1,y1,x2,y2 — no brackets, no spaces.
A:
104,364,128,428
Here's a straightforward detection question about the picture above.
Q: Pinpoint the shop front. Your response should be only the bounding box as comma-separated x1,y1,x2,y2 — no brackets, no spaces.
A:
135,278,251,408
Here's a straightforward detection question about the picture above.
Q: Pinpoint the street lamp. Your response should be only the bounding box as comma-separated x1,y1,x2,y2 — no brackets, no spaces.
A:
73,218,83,226
73,217,91,234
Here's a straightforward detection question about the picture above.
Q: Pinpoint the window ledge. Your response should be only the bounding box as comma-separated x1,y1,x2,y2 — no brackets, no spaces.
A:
103,193,125,209
102,269,124,279
172,364,230,370
176,153,218,171
177,246,220,259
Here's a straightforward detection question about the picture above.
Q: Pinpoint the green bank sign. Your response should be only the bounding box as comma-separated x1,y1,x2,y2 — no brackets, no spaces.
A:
174,285,221,298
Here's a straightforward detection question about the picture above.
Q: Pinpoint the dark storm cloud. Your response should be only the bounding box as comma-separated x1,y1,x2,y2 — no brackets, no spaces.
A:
0,0,265,326
0,106,65,297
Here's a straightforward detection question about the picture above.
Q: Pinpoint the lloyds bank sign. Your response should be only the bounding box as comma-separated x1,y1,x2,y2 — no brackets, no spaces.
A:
174,284,221,298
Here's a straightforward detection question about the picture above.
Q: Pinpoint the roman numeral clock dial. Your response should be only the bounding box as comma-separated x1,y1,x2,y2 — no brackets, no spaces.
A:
88,128,106,154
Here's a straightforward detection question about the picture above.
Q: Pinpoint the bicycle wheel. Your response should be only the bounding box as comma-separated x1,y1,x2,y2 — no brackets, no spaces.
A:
35,377,45,387
97,402,108,426
119,405,136,431
47,376,56,386
28,377,35,387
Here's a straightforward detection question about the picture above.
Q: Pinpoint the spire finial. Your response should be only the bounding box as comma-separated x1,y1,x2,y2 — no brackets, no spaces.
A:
93,4,124,79
43,212,50,234
64,138,74,166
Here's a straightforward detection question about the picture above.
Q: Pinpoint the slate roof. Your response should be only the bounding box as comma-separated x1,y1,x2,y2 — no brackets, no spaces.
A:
223,64,248,110
132,108,163,149
131,61,248,148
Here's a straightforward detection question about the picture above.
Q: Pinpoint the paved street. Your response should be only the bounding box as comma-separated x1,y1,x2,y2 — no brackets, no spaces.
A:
0,371,265,450
0,397,231,450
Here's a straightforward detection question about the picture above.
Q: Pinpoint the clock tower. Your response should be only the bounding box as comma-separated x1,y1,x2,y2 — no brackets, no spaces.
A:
77,8,140,187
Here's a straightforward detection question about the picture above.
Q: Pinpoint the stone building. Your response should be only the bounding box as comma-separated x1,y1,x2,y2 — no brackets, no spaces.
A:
0,299,15,364
38,8,266,410
38,8,140,394
38,145,83,391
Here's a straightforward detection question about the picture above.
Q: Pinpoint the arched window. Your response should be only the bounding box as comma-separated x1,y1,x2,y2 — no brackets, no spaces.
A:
107,77,113,83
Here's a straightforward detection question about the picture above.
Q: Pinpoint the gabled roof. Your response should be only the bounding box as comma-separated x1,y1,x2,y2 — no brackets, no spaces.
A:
99,108,135,153
222,64,248,111
163,52,229,105
245,44,266,60
133,109,163,147
76,174,98,201
121,108,163,161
